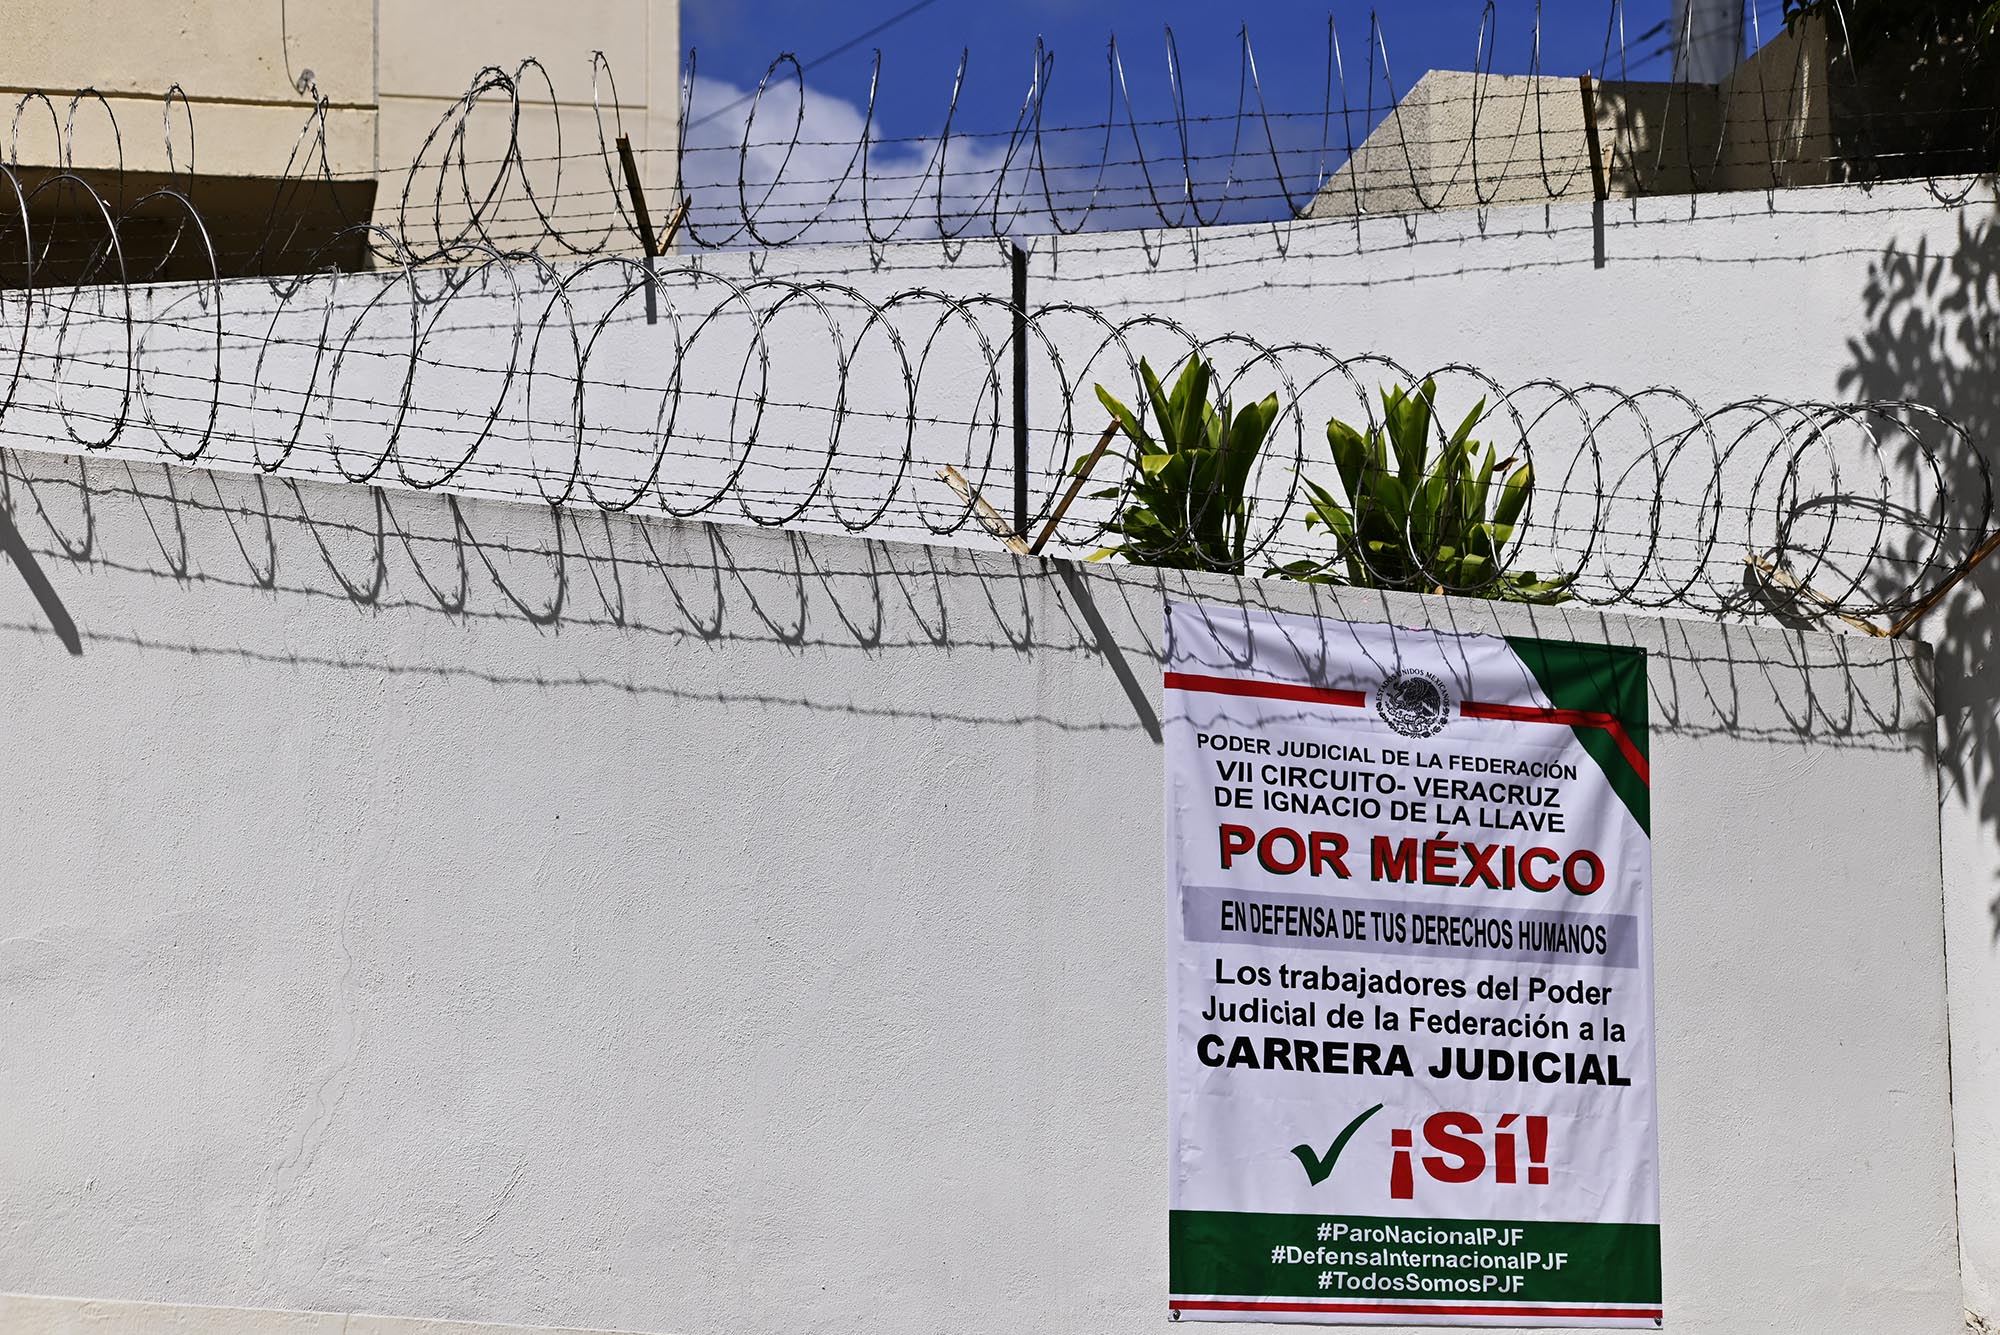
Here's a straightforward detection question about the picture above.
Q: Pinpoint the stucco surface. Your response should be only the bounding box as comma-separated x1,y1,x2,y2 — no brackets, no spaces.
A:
0,445,1958,1334
0,0,677,232
0,1292,653,1335
1035,188,2000,1322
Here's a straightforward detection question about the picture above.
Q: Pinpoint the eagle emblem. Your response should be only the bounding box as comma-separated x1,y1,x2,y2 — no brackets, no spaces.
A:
1375,668,1450,738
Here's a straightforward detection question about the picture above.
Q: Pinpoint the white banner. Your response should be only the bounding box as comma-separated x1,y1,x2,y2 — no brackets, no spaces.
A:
1165,600,1659,1327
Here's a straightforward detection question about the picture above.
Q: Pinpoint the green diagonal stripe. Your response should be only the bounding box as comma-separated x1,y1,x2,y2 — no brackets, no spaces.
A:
1505,636,1650,835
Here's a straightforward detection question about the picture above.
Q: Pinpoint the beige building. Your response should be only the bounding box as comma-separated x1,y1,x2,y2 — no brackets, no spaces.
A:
1305,20,1834,217
1,0,679,277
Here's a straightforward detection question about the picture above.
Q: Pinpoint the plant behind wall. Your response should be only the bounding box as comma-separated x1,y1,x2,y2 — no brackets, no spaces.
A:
1087,359,1570,603
1271,379,1572,603
1085,356,1279,573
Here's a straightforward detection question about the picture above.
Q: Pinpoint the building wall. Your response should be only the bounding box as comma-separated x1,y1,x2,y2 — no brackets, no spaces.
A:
1303,25,1832,218
0,0,376,178
0,0,677,250
0,444,1960,1334
374,0,679,251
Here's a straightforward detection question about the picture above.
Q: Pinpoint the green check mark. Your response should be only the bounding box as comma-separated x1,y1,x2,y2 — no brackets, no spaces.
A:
1291,1103,1384,1186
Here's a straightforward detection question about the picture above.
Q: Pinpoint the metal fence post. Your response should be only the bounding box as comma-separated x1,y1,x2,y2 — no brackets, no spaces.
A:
1010,241,1030,537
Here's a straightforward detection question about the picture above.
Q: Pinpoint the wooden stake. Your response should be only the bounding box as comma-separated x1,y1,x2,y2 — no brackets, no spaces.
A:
658,197,690,254
614,136,688,258
1028,420,1122,555
1888,526,2000,637
939,465,1031,556
1744,552,1888,636
615,134,659,254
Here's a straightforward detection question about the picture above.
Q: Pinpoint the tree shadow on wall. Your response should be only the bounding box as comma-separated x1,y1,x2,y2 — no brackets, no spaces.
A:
1839,210,2000,942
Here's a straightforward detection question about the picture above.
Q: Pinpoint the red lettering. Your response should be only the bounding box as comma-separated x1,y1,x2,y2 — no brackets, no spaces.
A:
1423,1112,1487,1184
1259,827,1306,875
1565,849,1605,895
1219,824,1254,869
1520,847,1560,892
1309,831,1351,878
1420,833,1459,886
1460,841,1502,888
1372,836,1418,882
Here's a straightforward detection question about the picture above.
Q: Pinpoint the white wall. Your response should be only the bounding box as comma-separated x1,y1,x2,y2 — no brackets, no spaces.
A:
5,172,1999,1325
1035,181,2000,1321
0,443,1959,1333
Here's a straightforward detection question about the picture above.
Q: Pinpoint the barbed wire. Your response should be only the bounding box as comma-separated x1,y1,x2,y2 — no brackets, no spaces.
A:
0,3,1991,628
0,239,1983,624
3,0,1997,276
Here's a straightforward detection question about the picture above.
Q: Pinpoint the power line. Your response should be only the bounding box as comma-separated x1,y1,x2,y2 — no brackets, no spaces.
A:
686,0,945,132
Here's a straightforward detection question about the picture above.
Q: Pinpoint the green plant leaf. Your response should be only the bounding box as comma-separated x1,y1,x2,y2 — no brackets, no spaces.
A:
1286,380,1562,600
1492,460,1534,531
1170,358,1211,452
1386,379,1435,484
1085,356,1271,574
1095,383,1151,454
1326,417,1367,501
1222,393,1279,502
1449,398,1487,449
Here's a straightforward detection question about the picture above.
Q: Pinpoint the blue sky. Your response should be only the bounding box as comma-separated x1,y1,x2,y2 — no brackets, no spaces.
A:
673,1,1792,239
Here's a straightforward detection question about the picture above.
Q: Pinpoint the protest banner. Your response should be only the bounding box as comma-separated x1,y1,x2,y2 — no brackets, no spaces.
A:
1166,600,1659,1327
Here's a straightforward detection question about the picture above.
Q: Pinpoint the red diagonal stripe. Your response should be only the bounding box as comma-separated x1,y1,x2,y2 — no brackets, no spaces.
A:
1164,674,1649,789
1169,1299,1663,1319
1461,700,1650,786
1164,672,1366,711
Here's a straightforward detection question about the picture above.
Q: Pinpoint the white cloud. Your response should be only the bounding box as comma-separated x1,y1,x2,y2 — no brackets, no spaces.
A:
678,72,1034,246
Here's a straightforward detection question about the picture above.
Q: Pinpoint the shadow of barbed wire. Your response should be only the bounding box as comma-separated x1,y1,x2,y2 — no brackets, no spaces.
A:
0,443,1934,761
1838,210,2000,940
